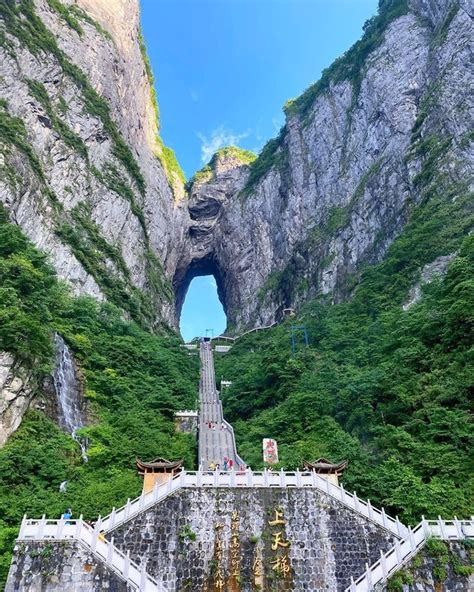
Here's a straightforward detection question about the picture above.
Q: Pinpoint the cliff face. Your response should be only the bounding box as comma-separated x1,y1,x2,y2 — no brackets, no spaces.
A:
0,0,187,330
179,0,473,330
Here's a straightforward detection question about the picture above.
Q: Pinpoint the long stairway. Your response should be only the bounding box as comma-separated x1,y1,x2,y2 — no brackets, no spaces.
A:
198,340,245,470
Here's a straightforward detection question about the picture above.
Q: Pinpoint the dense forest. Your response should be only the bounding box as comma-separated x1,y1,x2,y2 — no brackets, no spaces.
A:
216,186,473,526
0,204,198,585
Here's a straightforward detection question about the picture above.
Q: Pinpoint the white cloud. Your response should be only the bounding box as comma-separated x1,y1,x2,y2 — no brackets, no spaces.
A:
197,125,248,164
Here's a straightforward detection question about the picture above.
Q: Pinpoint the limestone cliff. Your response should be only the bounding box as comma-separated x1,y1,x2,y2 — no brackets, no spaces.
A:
0,0,187,331
0,0,472,440
178,0,473,330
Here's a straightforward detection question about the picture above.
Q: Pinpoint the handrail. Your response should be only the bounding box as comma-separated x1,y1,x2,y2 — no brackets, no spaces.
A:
17,516,159,591
346,518,474,592
97,469,408,537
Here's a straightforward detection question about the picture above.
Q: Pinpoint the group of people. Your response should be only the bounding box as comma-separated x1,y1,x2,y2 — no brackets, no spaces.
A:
209,456,235,471
206,421,227,430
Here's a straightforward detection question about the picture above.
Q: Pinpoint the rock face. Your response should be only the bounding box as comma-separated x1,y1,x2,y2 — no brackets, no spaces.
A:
0,353,36,447
382,541,474,591
176,0,473,330
6,541,128,592
0,0,472,438
0,0,187,329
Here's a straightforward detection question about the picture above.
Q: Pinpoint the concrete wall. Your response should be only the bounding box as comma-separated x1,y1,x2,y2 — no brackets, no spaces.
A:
110,487,397,591
6,541,128,592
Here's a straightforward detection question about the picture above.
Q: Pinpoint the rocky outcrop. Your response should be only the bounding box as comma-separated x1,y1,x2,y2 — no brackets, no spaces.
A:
1,0,472,338
177,0,473,330
0,353,36,447
0,0,188,329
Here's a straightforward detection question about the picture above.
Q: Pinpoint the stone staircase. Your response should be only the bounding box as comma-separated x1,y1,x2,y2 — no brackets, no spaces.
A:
17,516,160,591
347,518,474,591
97,468,408,536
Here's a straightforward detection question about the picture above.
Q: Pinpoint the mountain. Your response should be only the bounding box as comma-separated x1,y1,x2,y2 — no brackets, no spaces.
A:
0,0,472,585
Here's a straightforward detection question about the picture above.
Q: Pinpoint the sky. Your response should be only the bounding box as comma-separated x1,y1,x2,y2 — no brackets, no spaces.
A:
140,0,379,340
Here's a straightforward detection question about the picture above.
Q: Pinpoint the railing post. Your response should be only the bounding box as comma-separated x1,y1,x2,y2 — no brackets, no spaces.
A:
230,469,236,487
75,515,84,539
18,515,28,539
367,499,373,520
109,507,116,529
296,468,302,487
311,470,317,487
106,537,114,563
125,498,131,519
57,516,66,539
408,526,415,550
213,469,219,487
421,515,429,538
340,482,345,503
167,476,173,493
353,492,359,512
380,550,387,580
91,525,99,552
280,468,285,487
438,516,447,539
325,477,330,494
453,516,464,538
395,539,402,563
140,560,148,590
365,562,372,588
381,507,388,529
123,550,131,580
247,469,253,487
180,468,186,486
263,469,269,487
38,515,46,539
139,494,145,510
396,515,403,537
197,466,203,487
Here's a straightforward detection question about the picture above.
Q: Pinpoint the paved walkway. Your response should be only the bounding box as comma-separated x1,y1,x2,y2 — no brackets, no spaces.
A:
198,341,242,470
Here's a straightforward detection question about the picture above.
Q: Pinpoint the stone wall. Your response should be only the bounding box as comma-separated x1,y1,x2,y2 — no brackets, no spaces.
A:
383,541,473,592
5,541,129,592
110,487,397,591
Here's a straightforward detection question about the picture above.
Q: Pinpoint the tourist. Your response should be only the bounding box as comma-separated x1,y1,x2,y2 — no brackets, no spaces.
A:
223,458,228,471
229,459,234,470
62,508,72,524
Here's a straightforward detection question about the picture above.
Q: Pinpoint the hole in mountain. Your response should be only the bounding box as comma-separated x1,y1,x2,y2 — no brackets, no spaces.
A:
179,274,227,342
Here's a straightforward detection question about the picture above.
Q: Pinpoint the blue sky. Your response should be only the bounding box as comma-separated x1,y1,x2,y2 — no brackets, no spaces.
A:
140,0,379,340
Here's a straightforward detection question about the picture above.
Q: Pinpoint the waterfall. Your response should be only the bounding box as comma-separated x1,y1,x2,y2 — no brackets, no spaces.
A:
53,334,88,462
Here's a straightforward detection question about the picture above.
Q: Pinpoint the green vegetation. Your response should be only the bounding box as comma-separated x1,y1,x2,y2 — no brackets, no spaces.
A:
242,129,287,196
139,31,160,129
189,164,213,187
1,0,145,193
26,79,88,159
68,4,113,41
45,0,83,36
212,145,257,166
387,539,473,590
216,170,473,524
284,0,409,119
242,0,409,197
188,146,257,189
0,101,45,182
137,29,187,193
0,204,198,586
157,136,186,189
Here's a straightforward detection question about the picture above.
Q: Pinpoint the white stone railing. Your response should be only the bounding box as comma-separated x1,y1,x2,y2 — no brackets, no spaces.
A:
17,516,160,591
217,399,246,467
98,469,408,537
346,518,474,592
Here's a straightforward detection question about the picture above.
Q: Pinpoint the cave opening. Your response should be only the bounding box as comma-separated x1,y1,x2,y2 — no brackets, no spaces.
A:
177,260,227,342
